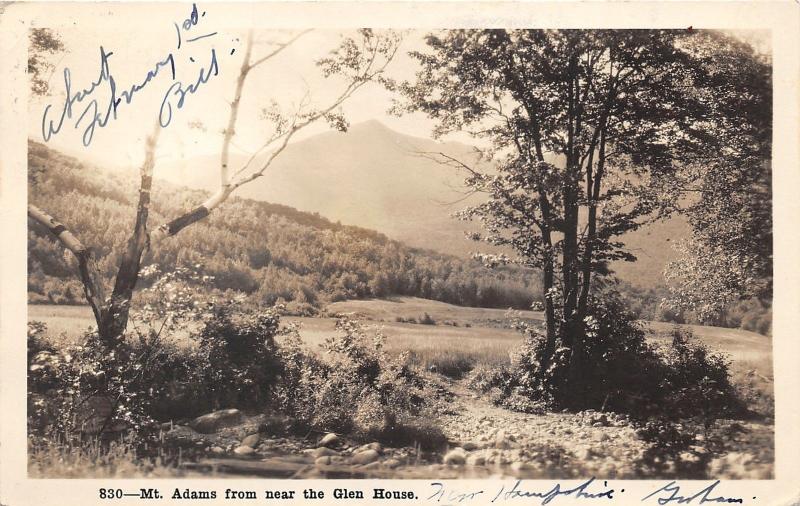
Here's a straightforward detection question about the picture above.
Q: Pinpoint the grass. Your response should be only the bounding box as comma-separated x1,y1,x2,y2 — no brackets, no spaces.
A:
28,435,189,478
28,298,774,385
327,297,544,329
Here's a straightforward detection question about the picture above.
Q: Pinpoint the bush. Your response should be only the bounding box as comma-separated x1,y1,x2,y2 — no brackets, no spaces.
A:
656,328,742,425
419,312,436,325
427,353,474,379
468,292,742,423
273,318,431,438
193,304,283,409
27,326,205,438
28,265,288,439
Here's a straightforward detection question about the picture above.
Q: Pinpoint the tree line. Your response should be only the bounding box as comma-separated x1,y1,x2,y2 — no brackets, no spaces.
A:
28,140,542,311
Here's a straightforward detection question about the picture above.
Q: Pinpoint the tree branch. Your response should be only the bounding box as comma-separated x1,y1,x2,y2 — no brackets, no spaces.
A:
28,205,108,327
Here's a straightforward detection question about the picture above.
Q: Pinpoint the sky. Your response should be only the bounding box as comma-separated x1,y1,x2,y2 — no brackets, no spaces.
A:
29,8,770,177
29,9,438,173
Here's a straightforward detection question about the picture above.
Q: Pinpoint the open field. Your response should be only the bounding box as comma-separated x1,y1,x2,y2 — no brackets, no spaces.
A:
327,297,545,328
28,297,773,380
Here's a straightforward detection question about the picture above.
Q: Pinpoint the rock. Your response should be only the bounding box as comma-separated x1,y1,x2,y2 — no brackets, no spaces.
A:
384,458,402,469
233,445,255,456
210,446,225,454
189,409,243,434
308,447,340,459
315,456,332,466
258,415,290,436
443,449,466,466
575,447,595,461
351,449,380,465
462,441,479,451
319,433,339,448
356,442,382,454
466,453,486,466
241,433,260,448
361,461,383,470
510,461,529,473
495,430,512,449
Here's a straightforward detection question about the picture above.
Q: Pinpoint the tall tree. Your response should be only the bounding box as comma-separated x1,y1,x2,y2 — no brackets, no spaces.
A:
664,32,772,323
397,29,766,395
29,29,401,346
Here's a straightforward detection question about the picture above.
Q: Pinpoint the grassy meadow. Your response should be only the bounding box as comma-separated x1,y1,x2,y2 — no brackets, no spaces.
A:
28,297,773,382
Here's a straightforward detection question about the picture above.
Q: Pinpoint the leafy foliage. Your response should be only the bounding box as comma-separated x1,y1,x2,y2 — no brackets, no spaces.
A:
28,140,541,311
274,318,431,436
664,33,771,322
468,293,742,422
397,29,771,394
193,305,284,409
28,28,65,96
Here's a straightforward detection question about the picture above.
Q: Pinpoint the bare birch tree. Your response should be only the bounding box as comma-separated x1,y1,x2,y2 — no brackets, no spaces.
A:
29,29,401,347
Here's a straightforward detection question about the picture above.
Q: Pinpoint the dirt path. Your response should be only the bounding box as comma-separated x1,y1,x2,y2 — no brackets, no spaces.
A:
432,379,650,479
165,377,773,480
431,378,774,480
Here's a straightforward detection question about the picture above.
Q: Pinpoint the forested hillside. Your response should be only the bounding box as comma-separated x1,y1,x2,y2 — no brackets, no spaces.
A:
27,141,542,311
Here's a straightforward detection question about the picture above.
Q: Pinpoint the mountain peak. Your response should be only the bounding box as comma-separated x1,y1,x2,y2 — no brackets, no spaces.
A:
349,118,393,132
345,119,403,140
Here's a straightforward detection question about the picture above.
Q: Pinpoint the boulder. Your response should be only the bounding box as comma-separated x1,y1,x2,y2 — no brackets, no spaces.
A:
351,449,380,465
510,461,530,473
241,433,260,448
258,415,290,436
315,456,332,466
308,447,340,459
443,448,466,466
355,442,383,454
494,430,513,449
319,433,340,448
233,445,255,456
384,458,402,469
466,453,486,466
189,409,243,434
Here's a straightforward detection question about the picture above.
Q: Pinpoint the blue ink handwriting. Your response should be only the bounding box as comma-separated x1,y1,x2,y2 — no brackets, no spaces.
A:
642,480,745,505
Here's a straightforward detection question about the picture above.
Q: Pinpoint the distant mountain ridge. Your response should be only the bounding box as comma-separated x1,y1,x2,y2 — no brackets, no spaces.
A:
158,120,687,289
28,139,541,310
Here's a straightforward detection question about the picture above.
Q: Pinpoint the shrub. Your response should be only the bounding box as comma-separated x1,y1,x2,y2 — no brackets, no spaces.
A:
655,328,742,425
27,326,203,438
193,304,283,409
431,355,474,379
469,292,741,423
419,312,436,325
273,318,430,438
28,265,287,439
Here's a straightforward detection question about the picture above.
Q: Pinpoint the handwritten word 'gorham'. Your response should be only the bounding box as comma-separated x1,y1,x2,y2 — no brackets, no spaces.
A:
642,480,745,505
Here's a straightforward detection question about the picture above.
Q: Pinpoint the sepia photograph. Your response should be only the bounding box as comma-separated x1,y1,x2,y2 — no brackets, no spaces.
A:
11,2,782,488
